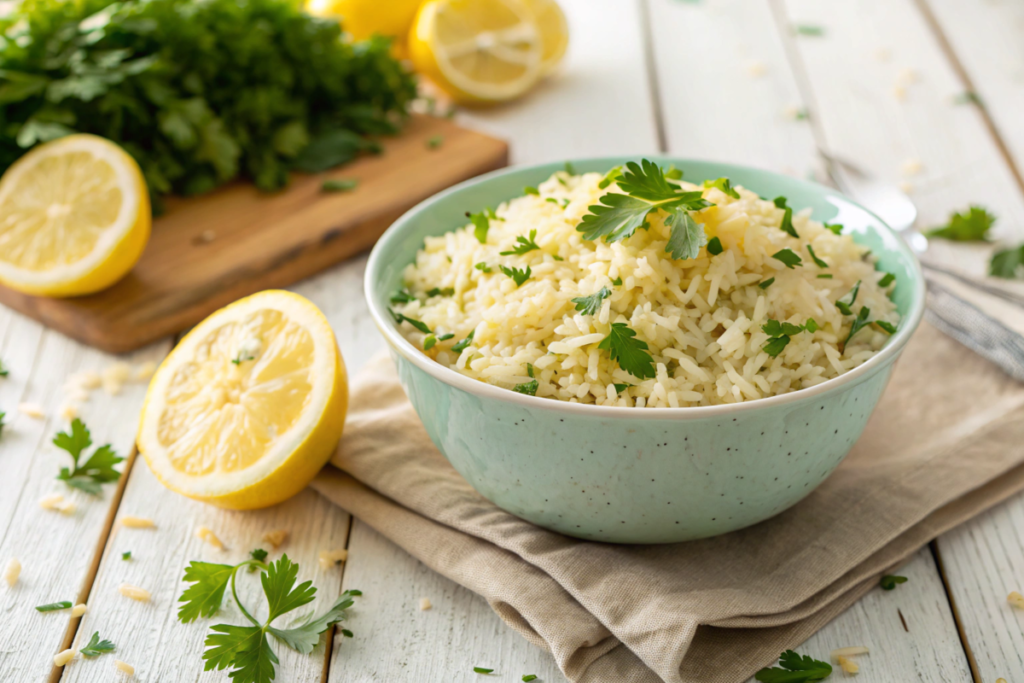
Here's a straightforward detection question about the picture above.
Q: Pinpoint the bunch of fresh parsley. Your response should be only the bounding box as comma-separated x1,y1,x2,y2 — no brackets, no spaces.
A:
179,553,360,683
0,0,417,206
52,419,123,495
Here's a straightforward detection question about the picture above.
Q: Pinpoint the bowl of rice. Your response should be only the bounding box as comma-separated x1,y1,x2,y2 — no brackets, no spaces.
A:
365,157,925,543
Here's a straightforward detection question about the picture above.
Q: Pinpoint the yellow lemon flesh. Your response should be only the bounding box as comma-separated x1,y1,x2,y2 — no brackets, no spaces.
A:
0,134,150,297
409,0,544,105
520,0,569,74
138,290,348,510
305,0,421,54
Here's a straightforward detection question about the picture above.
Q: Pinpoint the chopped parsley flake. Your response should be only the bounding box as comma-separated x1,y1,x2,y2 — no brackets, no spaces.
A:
664,165,683,180
772,248,803,269
843,306,873,348
500,229,542,256
706,236,724,255
512,380,539,396
474,262,492,273
578,160,712,261
390,288,415,304
0,359,7,376
953,91,983,106
793,24,825,36
702,177,740,199
522,676,538,682
474,667,495,674
772,197,798,238
499,265,532,287
612,276,623,286
122,551,132,560
806,244,828,268
564,161,576,175
613,383,631,394
35,601,72,612
761,319,818,357
426,287,455,297
835,281,861,315
755,649,832,682
877,272,895,287
599,323,655,379
426,135,443,149
524,186,539,196
390,310,431,334
925,205,995,241
824,223,842,235
817,274,833,279
321,178,358,193
880,574,908,590
758,277,775,290
452,330,476,352
571,287,612,316
875,320,897,334
468,208,494,244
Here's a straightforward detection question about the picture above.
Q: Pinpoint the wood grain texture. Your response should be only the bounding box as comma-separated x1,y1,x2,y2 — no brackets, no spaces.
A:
0,115,507,355
0,304,167,681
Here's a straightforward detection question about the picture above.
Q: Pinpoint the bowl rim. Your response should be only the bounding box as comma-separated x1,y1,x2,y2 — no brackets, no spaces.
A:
365,155,926,421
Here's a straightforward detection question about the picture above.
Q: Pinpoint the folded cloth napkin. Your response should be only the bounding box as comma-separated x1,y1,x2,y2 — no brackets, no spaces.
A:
310,320,1024,683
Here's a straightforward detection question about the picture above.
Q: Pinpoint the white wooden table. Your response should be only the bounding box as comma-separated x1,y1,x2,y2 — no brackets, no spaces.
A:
2,0,1024,680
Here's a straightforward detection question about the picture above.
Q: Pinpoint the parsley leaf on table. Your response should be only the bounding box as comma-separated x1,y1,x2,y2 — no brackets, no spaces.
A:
925,206,996,241
268,591,359,654
571,287,612,316
702,177,740,199
80,631,115,657
122,551,132,560
35,601,72,612
755,650,832,682
320,178,358,193
771,249,803,269
0,412,6,438
500,265,532,287
879,574,908,590
474,667,495,674
500,229,542,256
53,419,123,495
599,323,655,380
577,160,712,260
179,561,236,622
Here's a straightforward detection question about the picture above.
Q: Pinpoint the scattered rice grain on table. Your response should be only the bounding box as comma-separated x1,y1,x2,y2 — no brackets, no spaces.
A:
392,168,899,407
119,583,151,601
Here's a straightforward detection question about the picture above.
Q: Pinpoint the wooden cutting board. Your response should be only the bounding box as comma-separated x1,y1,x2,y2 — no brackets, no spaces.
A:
0,115,508,353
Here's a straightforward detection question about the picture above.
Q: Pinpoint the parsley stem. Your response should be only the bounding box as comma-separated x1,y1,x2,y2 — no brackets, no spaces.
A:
230,560,269,627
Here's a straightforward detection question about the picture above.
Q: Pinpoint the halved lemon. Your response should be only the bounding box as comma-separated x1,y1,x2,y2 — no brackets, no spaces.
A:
521,0,569,74
138,290,348,510
409,0,544,105
0,134,150,297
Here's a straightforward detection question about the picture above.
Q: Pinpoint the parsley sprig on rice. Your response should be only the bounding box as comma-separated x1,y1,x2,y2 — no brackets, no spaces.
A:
391,160,899,408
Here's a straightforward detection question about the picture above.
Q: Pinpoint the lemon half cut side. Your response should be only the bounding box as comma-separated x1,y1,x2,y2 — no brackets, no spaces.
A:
0,134,150,297
138,290,348,510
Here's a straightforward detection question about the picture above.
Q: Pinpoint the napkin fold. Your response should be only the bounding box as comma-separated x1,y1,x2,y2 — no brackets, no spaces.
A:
311,320,1024,683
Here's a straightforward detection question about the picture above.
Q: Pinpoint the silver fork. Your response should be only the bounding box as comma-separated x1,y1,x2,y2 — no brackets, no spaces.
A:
820,151,1024,379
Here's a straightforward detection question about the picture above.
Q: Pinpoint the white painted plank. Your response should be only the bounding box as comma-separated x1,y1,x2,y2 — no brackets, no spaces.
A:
455,0,660,165
923,0,1024,181
771,547,972,683
0,304,167,681
647,0,818,175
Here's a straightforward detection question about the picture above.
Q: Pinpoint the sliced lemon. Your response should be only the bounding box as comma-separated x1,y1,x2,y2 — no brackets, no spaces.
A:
0,134,150,297
521,0,569,74
409,0,544,105
138,290,348,510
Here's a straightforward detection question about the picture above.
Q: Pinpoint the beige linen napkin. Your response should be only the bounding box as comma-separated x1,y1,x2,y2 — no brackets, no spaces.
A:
311,320,1024,683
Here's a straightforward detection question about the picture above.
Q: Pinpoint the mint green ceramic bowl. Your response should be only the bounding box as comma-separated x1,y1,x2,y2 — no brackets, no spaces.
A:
364,157,925,544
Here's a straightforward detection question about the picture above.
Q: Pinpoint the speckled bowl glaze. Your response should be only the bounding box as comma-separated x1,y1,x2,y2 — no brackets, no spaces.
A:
365,157,925,544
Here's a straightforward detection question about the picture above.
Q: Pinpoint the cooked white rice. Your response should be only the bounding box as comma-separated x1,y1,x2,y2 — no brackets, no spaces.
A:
392,167,899,408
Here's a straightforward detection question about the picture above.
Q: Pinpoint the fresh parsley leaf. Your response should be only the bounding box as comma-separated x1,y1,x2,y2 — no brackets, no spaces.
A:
571,287,612,316
179,561,236,623
599,323,655,380
703,177,740,199
53,420,123,496
321,178,357,193
880,574,908,590
817,274,833,279
499,265,532,287
512,380,539,396
804,318,820,333
806,244,828,268
793,24,826,36
772,249,803,269
612,276,623,286
474,262,492,273
426,134,443,149
35,601,72,612
843,306,873,348
122,551,132,560
80,631,115,658
248,549,269,572
824,223,843,235
664,210,708,260
522,676,538,682
758,278,775,290
500,229,542,256
762,319,816,357
474,668,495,674
598,166,623,189
203,624,276,680
706,236,724,256
990,244,1024,279
578,160,711,254
665,165,683,180
390,288,415,304
426,287,454,297
268,590,359,654
468,209,492,244
755,650,832,682
835,281,861,315
877,272,895,287
762,336,791,358
524,186,540,196
452,330,476,353
390,310,432,334
925,206,996,241
263,556,316,622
